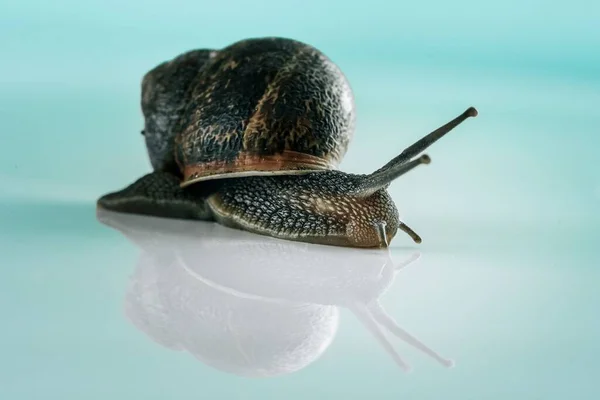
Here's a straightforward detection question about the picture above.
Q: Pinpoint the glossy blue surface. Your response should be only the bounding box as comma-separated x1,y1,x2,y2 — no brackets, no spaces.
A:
1,1,599,399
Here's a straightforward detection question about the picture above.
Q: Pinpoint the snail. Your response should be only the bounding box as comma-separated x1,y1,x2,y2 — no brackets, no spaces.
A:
97,37,478,248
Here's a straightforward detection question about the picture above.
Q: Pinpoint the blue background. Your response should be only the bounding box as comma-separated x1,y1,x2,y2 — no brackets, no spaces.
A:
1,1,599,399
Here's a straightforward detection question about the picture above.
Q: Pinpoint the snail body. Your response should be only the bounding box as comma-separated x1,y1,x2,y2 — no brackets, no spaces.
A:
98,37,478,248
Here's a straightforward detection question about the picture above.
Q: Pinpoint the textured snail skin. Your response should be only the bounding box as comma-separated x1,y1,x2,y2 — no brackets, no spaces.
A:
98,171,399,248
209,172,400,248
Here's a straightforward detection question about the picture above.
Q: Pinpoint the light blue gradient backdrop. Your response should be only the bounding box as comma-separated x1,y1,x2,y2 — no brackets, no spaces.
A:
2,0,599,225
1,1,599,399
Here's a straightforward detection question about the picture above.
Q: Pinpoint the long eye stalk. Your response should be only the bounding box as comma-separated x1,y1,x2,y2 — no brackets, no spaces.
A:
378,106,477,173
355,107,477,196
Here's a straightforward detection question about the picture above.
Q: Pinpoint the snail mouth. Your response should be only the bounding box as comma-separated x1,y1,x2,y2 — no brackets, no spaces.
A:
180,150,335,188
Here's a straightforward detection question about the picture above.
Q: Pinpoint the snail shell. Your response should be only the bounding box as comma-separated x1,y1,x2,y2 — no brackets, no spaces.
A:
140,37,356,186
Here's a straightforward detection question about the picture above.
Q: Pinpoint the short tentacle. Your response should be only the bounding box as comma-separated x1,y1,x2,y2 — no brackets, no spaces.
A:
355,155,431,197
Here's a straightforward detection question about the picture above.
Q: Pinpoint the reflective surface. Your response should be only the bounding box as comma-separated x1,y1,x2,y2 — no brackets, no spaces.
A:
1,201,598,399
99,209,453,375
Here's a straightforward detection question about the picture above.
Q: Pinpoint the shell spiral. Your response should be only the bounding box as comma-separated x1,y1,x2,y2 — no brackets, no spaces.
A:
140,37,356,186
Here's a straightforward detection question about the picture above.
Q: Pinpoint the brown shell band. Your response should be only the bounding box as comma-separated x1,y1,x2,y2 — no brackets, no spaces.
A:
181,150,336,187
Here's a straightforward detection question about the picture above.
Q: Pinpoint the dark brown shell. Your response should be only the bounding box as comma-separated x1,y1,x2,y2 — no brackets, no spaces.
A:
141,37,356,187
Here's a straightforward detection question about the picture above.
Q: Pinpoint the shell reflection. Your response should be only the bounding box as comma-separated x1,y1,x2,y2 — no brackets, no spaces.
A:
97,209,454,377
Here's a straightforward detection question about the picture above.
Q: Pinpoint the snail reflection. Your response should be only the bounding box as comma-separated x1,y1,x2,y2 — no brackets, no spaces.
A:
97,209,454,377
